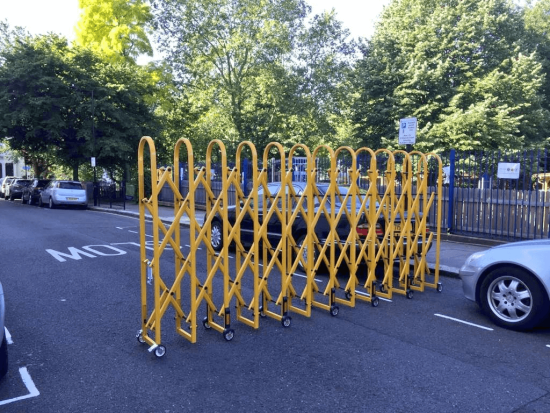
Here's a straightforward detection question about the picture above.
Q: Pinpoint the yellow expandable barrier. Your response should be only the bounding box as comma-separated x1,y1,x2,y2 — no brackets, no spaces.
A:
136,137,443,357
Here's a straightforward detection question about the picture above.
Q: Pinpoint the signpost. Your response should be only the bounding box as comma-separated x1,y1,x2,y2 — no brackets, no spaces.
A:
399,117,417,152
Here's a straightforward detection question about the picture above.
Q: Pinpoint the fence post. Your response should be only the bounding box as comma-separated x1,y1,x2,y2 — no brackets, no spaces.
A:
447,149,456,233
243,158,249,196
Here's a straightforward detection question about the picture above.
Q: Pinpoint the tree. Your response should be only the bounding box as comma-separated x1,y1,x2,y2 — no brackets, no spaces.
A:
151,0,309,151
352,0,548,151
75,0,153,63
0,34,159,180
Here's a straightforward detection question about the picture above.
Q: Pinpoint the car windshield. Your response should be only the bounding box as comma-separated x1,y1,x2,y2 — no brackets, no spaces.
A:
15,180,31,185
59,182,83,189
37,180,50,186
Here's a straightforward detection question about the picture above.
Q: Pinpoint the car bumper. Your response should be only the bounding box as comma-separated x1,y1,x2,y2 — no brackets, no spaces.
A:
53,195,88,206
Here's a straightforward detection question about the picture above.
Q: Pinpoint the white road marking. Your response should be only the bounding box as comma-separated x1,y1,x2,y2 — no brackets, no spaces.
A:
4,327,12,344
292,273,323,283
354,289,392,302
0,367,40,406
435,313,494,331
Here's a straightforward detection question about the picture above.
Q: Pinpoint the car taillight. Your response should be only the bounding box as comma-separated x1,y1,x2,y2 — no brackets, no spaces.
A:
357,223,383,237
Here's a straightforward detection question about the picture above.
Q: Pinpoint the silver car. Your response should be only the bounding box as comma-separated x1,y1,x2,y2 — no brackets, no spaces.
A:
459,239,550,331
39,180,88,209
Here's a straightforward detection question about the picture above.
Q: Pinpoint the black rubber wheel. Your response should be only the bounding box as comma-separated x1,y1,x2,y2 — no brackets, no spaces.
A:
38,197,44,207
345,291,352,300
437,283,443,293
210,220,223,252
0,334,8,379
49,198,55,209
281,315,291,328
223,328,235,341
202,316,211,329
371,296,380,307
154,345,166,358
330,305,339,317
406,290,414,299
136,332,146,344
479,267,549,331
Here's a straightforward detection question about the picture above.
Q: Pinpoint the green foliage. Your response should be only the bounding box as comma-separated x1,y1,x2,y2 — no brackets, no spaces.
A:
0,33,159,180
76,0,153,63
151,0,356,157
352,0,549,151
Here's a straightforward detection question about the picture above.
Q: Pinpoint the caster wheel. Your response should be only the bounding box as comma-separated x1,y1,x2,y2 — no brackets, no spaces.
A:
345,291,352,300
155,345,166,358
330,305,339,317
379,284,386,293
437,283,443,293
136,330,146,344
202,316,211,329
223,328,235,341
371,296,379,307
259,305,267,318
281,315,292,328
406,290,414,299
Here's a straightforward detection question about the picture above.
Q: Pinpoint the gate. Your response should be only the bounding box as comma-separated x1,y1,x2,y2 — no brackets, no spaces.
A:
136,137,443,357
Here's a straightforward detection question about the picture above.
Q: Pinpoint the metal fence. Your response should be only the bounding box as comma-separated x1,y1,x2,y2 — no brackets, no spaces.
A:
96,181,127,210
158,148,550,241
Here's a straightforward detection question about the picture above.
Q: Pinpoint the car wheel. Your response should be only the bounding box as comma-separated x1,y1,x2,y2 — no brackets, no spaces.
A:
295,234,309,273
480,267,549,331
0,334,8,379
9,194,14,201
28,196,33,206
210,220,223,252
49,198,55,209
38,197,44,207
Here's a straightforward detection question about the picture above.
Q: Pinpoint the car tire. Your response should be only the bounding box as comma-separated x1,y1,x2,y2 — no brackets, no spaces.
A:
49,198,55,209
0,334,8,379
295,234,309,273
479,267,549,331
210,220,223,252
28,196,33,206
22,195,27,204
9,194,14,201
38,197,44,207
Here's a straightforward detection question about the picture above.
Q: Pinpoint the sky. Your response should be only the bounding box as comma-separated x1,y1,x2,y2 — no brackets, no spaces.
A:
0,0,391,47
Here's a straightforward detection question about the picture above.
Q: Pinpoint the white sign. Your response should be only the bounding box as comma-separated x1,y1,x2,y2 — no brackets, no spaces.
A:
399,117,417,145
91,157,96,167
497,162,520,179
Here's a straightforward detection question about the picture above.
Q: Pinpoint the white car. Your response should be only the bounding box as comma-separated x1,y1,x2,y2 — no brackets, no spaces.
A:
459,240,550,331
39,180,88,209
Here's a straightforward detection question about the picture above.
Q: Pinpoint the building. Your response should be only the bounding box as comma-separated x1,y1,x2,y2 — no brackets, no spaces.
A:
0,146,27,178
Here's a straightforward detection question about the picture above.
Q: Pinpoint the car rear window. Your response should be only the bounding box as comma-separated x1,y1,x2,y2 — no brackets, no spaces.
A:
59,182,83,189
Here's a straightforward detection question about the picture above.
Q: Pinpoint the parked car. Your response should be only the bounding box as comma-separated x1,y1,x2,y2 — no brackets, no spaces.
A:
23,178,51,205
459,239,550,331
39,180,88,209
6,179,31,201
0,280,7,379
1,177,18,199
206,182,429,271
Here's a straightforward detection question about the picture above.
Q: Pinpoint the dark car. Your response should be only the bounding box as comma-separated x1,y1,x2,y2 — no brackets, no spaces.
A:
23,178,51,205
5,179,31,201
206,182,429,272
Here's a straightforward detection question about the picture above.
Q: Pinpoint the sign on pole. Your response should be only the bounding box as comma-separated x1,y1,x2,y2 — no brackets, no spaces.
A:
399,117,417,145
91,157,96,167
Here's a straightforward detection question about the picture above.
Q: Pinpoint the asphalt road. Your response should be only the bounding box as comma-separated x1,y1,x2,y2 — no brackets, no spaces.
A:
1,198,550,412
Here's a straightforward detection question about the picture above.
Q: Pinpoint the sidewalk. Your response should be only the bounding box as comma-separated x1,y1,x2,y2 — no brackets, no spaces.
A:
89,202,500,277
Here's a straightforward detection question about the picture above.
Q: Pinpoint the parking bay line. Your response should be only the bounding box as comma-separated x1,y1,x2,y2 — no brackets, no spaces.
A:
435,313,494,331
0,367,40,406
